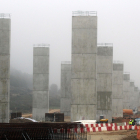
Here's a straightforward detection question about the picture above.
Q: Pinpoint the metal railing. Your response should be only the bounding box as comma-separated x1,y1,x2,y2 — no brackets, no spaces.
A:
72,11,97,16
0,13,11,18
61,61,71,64
33,43,50,47
0,123,87,140
124,72,130,74
113,60,123,64
97,43,113,47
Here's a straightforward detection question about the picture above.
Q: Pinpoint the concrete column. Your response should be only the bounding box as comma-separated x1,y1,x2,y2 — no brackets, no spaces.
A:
123,73,130,109
60,62,71,116
129,81,135,110
32,46,49,121
134,87,139,109
139,91,140,108
97,45,113,122
0,14,11,123
112,62,123,117
71,11,97,121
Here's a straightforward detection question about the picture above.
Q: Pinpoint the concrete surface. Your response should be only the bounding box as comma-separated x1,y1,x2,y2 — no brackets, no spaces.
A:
123,74,130,109
129,82,135,109
71,14,97,121
0,17,11,123
97,46,113,122
112,63,123,117
134,87,139,109
60,62,71,116
32,47,49,121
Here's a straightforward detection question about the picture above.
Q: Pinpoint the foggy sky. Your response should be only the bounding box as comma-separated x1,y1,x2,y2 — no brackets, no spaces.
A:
0,0,140,88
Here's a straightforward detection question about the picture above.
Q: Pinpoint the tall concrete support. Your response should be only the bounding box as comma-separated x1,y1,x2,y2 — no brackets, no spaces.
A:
139,91,140,108
129,81,135,109
134,87,139,109
71,11,97,121
32,45,49,121
123,73,130,109
112,62,123,117
60,62,71,116
0,14,11,123
97,44,113,122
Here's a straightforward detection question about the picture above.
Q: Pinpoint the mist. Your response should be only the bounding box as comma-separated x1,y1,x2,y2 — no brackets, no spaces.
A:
0,0,140,88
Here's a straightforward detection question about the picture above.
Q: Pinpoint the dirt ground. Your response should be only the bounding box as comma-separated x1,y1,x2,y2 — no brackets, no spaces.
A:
88,130,138,140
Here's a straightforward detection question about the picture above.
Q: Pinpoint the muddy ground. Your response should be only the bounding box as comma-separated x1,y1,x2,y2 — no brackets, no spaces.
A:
88,130,138,140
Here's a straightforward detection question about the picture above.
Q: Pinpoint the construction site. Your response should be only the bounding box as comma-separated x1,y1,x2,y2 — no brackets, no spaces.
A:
0,9,140,140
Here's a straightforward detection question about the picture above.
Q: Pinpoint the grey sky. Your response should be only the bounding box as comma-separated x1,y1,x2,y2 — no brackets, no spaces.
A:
0,0,140,88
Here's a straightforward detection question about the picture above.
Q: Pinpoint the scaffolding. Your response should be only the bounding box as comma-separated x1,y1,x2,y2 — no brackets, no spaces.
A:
33,44,50,47
113,60,123,64
61,61,71,64
97,43,113,47
72,11,97,16
0,13,11,18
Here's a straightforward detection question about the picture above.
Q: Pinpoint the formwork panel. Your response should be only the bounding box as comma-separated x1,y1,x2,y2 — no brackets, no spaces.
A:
97,92,112,110
71,54,96,79
97,56,113,74
97,74,112,92
124,74,130,81
33,56,49,74
60,98,71,112
0,19,11,30
97,47,113,56
72,16,97,29
112,99,123,117
33,74,49,90
0,55,10,78
72,29,97,54
112,85,123,99
113,71,123,85
33,47,49,56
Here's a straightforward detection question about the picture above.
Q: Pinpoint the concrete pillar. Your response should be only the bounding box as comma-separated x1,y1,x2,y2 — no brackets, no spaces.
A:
97,44,113,122
139,91,140,108
112,62,123,117
134,87,139,109
71,11,97,121
123,73,130,109
60,62,71,116
32,45,49,121
129,81,135,110
0,14,11,123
